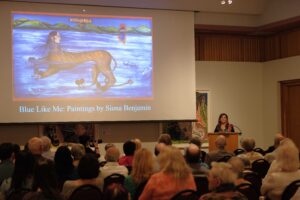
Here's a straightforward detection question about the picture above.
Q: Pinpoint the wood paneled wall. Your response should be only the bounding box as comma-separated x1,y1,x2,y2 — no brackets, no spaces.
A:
195,27,300,62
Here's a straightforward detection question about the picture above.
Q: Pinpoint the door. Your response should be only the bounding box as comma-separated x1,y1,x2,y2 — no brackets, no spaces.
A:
281,79,300,149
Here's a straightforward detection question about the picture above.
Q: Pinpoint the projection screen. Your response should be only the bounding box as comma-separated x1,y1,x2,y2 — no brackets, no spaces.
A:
0,1,196,123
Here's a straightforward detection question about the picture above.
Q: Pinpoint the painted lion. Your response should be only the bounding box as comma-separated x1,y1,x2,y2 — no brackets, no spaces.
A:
29,31,117,91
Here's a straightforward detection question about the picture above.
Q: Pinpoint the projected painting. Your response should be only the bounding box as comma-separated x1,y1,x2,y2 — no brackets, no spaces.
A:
12,12,152,99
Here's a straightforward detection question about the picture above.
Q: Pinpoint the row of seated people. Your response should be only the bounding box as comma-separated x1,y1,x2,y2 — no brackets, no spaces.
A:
0,133,299,200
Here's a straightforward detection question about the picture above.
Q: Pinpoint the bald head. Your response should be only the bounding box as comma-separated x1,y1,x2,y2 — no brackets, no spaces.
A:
215,135,226,150
28,137,43,155
40,136,51,152
185,144,201,163
105,146,120,162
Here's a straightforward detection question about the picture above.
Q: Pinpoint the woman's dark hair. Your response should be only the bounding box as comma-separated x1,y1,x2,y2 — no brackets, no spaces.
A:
218,113,229,124
103,183,129,200
32,159,62,199
0,142,14,160
78,154,99,179
11,151,35,190
123,140,136,156
54,146,74,179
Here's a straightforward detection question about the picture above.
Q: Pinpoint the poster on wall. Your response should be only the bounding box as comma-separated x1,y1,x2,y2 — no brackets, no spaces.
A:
192,90,209,143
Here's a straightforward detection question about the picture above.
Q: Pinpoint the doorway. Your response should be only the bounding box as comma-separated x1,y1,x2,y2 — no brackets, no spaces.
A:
281,79,300,149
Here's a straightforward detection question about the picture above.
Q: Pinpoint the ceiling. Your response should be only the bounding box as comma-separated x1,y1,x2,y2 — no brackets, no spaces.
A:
12,0,269,15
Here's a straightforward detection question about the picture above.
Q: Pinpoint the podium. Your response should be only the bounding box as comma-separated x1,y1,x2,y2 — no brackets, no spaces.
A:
208,132,239,153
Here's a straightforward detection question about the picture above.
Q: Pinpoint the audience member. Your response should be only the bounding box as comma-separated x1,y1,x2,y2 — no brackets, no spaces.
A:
185,144,209,175
103,183,129,200
189,136,206,161
132,138,142,150
157,133,172,145
40,136,55,161
0,143,15,184
261,139,300,200
264,133,285,163
62,153,102,199
54,146,79,190
105,143,115,151
100,146,128,188
200,162,247,200
205,135,233,167
227,157,250,186
27,137,43,160
119,140,136,167
139,146,196,200
154,143,166,156
23,159,63,200
3,151,35,199
238,137,264,165
124,148,155,199
71,143,86,167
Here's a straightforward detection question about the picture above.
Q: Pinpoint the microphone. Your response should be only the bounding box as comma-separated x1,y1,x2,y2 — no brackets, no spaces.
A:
232,124,243,135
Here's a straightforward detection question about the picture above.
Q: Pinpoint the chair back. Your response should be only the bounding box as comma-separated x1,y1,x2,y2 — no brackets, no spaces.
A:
243,171,262,195
103,173,125,190
253,147,265,156
133,181,148,200
170,189,199,200
6,189,31,200
200,150,207,162
194,174,209,197
217,155,232,162
281,179,300,200
251,159,270,178
68,184,103,200
234,148,245,156
236,183,259,200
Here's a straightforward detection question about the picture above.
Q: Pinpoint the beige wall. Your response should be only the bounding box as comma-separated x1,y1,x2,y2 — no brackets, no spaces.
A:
196,61,265,147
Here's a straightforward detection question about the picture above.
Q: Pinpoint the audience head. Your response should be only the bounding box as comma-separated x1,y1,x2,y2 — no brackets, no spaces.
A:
132,138,142,150
54,145,74,175
40,136,52,152
12,143,21,155
131,148,155,184
105,146,120,162
208,162,237,191
11,151,35,189
276,139,299,172
78,135,91,147
0,142,14,161
154,142,166,156
28,137,43,155
71,143,86,161
240,137,256,152
274,133,285,148
105,143,115,151
228,157,245,178
215,135,226,150
103,183,129,200
189,136,202,148
185,144,201,164
78,154,100,179
123,140,136,156
158,146,191,180
158,133,172,145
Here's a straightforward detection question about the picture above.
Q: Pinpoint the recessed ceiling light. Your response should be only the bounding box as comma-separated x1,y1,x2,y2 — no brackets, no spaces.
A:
221,0,226,5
